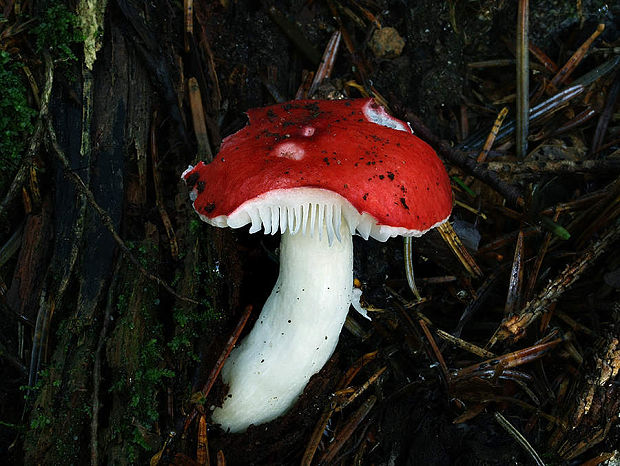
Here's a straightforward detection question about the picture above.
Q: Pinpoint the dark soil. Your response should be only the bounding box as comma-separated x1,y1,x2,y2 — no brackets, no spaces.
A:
0,0,618,465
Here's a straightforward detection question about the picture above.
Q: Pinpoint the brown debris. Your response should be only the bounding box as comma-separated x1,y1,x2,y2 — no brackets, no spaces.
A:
369,27,405,59
1,1,619,465
548,336,620,460
490,222,620,345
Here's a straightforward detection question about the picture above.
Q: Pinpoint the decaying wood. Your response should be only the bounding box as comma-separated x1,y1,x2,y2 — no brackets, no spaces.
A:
150,111,180,259
48,118,198,305
187,78,213,161
91,263,119,466
548,336,620,460
6,201,52,322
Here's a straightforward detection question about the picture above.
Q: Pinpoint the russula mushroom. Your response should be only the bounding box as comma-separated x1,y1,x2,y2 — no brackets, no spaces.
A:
182,98,452,433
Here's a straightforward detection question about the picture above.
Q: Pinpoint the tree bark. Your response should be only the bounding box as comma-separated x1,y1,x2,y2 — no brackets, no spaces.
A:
19,2,241,463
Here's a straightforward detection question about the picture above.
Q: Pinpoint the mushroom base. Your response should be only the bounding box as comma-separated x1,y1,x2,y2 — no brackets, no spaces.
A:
211,223,353,433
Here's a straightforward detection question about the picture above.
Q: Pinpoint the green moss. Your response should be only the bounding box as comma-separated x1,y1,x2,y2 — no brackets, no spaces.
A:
30,411,53,430
168,298,221,362
104,233,226,461
0,2,83,194
106,247,175,462
126,240,159,268
20,366,67,428
0,51,36,192
189,218,202,235
32,2,84,63
169,228,224,362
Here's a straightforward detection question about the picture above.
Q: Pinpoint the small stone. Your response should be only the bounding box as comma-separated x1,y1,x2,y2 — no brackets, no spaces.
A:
369,27,406,58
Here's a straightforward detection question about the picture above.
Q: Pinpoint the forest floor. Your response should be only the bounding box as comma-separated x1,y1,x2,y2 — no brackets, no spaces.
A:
1,0,619,464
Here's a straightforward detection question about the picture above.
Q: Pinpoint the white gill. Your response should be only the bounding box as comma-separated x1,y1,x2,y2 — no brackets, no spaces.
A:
201,188,446,242
247,201,346,245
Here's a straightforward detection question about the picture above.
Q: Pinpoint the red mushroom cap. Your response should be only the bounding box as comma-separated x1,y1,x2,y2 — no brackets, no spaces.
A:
183,98,452,240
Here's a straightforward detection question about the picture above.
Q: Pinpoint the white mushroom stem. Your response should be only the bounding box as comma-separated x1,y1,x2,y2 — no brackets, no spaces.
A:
211,221,353,433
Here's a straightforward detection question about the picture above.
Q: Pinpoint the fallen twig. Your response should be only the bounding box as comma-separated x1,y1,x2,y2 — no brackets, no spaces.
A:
301,403,336,466
336,366,386,412
549,24,605,89
485,159,620,176
590,69,620,155
456,336,563,379
437,222,483,278
307,30,341,97
504,231,525,316
476,107,508,163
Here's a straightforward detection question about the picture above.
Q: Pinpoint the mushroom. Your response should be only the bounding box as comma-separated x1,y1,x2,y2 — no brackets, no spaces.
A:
182,98,452,433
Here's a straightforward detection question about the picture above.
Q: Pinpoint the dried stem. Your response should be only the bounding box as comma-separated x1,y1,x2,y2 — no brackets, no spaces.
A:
516,0,529,158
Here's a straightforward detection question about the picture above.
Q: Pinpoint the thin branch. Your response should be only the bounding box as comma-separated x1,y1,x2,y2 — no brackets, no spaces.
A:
494,412,545,466
516,0,529,158
301,402,336,466
319,396,377,464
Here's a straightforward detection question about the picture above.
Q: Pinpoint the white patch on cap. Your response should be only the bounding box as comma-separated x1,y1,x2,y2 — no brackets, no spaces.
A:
301,126,315,137
181,164,195,179
362,100,411,133
199,187,449,243
274,141,305,160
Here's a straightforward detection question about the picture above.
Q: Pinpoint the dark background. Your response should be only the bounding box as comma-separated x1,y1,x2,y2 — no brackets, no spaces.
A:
0,0,618,464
